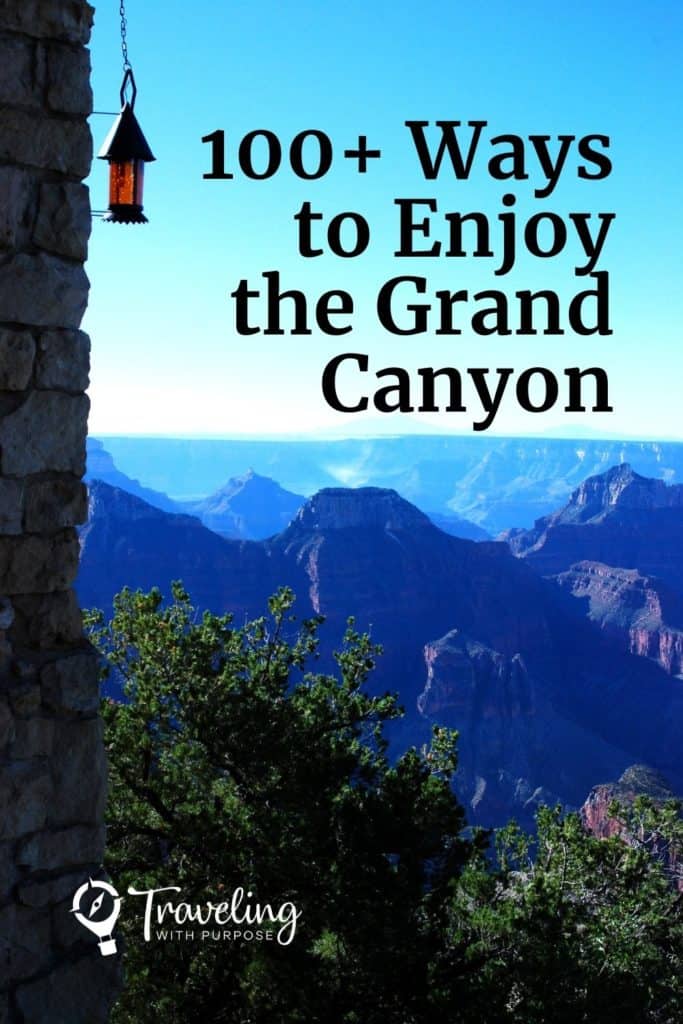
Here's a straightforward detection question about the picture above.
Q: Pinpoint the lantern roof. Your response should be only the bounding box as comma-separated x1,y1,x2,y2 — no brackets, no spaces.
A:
97,103,156,163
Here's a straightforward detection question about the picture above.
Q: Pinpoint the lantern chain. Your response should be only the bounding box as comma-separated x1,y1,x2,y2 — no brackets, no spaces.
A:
120,0,131,71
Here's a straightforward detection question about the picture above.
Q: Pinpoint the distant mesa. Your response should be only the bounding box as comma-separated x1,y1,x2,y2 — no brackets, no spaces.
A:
292,486,432,533
426,512,490,541
89,435,683,535
289,487,488,541
80,480,269,620
86,438,179,514
180,469,305,540
513,463,683,531
506,463,683,588
87,438,487,542
503,464,683,675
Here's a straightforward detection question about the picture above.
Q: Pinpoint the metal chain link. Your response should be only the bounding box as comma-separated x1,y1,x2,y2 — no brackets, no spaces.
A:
120,0,131,71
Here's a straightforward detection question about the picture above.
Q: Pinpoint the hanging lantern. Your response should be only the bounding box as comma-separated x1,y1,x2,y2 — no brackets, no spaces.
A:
98,69,155,224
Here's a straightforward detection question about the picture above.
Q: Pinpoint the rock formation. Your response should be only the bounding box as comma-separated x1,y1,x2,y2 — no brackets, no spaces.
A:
87,434,683,535
86,438,179,513
506,463,683,587
79,482,683,827
425,512,490,541
581,765,682,889
505,465,683,678
581,764,675,837
180,469,305,539
554,561,683,676
80,481,270,617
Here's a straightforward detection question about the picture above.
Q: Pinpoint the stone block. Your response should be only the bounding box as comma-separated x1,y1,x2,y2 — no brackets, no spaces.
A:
7,680,41,717
0,841,17,902
0,110,91,178
0,698,15,748
0,3,112,1009
0,530,79,593
0,253,89,329
16,954,120,1024
0,34,40,108
41,650,99,715
0,167,32,251
18,871,84,909
0,1,94,45
49,718,106,827
0,904,52,985
24,477,88,532
0,329,35,390
0,762,52,839
35,329,90,391
0,478,23,535
0,391,89,475
9,717,54,759
10,591,83,648
16,824,104,871
33,184,91,262
46,43,93,115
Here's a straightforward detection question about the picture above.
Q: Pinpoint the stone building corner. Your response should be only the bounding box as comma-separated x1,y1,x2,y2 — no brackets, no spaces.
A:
0,1,118,1020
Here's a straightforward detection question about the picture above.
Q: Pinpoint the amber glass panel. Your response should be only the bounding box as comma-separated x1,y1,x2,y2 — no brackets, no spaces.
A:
134,162,144,206
109,161,144,206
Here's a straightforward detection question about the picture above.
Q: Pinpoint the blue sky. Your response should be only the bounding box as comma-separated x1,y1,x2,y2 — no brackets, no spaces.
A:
84,0,682,439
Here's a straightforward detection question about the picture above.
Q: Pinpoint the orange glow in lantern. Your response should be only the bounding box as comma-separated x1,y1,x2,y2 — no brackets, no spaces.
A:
98,70,155,224
108,160,145,208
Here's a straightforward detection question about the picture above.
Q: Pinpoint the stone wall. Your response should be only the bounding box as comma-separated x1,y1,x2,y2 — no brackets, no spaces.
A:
0,2,117,1020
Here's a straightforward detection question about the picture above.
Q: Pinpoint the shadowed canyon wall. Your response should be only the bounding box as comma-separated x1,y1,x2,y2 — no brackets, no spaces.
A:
0,2,117,1019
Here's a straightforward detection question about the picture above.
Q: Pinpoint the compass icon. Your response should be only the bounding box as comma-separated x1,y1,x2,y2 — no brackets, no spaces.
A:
71,878,123,956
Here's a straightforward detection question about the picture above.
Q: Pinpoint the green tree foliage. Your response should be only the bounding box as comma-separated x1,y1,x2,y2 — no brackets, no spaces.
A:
450,805,682,1023
88,585,480,1024
87,586,683,1024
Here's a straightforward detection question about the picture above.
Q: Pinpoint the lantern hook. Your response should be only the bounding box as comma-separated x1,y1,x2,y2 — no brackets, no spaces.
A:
120,67,137,110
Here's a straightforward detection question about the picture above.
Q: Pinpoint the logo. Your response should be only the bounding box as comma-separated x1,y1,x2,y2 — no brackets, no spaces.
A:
71,880,300,951
71,878,123,957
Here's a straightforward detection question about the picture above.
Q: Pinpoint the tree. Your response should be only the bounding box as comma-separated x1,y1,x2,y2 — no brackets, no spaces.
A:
448,805,683,1023
88,585,683,1024
88,585,482,1024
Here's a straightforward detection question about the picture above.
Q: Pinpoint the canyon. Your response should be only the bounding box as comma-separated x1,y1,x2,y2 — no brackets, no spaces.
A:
78,461,683,828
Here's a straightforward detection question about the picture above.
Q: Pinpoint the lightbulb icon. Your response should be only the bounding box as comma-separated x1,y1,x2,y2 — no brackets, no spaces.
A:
71,878,123,956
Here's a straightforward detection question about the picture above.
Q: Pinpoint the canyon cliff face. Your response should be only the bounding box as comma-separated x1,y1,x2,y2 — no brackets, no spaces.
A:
581,765,675,837
581,766,682,890
414,626,672,826
553,562,683,676
180,470,305,540
78,480,683,826
79,481,273,616
418,632,567,822
506,465,683,677
506,463,683,588
272,488,560,700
